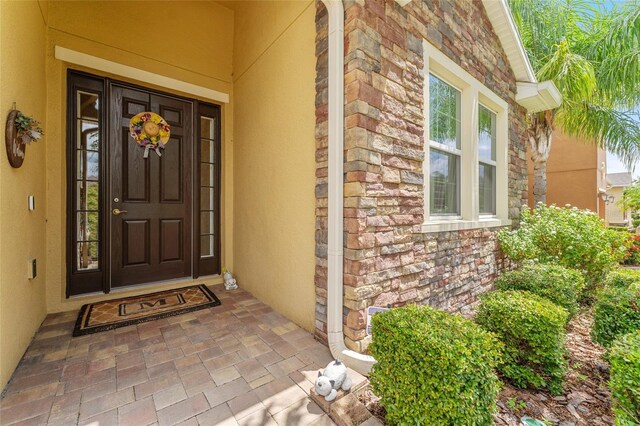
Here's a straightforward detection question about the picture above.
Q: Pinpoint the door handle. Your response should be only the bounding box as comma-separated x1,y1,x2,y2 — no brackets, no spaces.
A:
112,208,128,216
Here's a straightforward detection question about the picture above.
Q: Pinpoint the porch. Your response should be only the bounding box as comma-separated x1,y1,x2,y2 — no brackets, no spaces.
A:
0,285,339,425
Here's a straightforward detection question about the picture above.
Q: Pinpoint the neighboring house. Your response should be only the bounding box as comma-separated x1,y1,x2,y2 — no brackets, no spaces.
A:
606,172,633,227
0,0,560,387
527,129,607,218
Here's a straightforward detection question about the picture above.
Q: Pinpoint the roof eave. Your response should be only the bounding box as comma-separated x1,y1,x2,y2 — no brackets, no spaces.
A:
515,81,563,113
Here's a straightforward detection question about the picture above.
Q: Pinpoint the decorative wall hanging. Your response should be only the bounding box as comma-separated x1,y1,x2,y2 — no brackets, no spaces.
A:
5,105,44,168
129,112,170,158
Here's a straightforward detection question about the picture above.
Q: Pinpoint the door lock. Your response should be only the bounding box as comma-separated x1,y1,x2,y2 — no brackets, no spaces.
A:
112,208,128,216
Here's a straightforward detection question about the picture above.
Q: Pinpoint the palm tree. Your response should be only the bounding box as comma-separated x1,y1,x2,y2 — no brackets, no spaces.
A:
508,0,640,204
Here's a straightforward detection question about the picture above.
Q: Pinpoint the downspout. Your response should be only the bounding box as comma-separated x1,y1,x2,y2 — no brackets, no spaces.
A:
321,0,376,375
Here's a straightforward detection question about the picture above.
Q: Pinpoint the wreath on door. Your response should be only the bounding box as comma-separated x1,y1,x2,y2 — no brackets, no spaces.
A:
129,112,171,158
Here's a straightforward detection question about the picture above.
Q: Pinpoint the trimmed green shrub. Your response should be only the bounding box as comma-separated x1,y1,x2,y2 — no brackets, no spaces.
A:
609,331,640,425
609,226,632,232
495,263,584,318
499,205,628,302
369,305,502,426
604,268,640,289
476,290,568,394
592,281,640,347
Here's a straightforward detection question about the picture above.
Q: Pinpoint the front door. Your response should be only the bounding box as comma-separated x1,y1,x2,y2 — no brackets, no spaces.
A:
66,71,220,297
109,84,193,288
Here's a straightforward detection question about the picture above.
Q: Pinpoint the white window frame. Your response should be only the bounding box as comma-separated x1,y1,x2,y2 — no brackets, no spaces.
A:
422,40,511,233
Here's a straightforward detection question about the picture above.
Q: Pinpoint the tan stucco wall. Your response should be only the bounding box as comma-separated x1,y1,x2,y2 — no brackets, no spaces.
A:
0,0,49,389
606,187,629,225
43,1,235,313
528,130,606,217
232,1,317,332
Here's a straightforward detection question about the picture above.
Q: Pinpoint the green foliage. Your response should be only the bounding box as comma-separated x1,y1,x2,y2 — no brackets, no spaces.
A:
609,226,632,232
592,281,640,347
495,263,584,318
609,331,640,426
605,268,640,289
369,305,502,425
498,205,627,301
620,180,640,213
476,290,568,394
508,0,640,168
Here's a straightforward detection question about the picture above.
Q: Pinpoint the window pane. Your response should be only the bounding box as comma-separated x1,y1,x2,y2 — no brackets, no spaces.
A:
76,181,99,211
430,149,459,215
201,139,215,164
200,235,215,257
77,211,99,241
200,211,214,235
77,91,99,120
200,163,214,187
76,150,99,181
479,105,496,162
201,117,214,139
429,74,461,150
77,241,99,270
479,163,496,215
77,120,99,150
201,186,214,211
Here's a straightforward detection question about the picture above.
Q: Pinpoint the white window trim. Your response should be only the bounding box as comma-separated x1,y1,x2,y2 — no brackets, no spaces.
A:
422,40,511,233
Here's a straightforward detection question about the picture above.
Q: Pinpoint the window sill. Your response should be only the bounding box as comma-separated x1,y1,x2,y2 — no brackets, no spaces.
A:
421,218,512,233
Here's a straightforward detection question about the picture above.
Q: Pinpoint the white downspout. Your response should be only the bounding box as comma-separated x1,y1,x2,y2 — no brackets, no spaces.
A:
321,0,376,375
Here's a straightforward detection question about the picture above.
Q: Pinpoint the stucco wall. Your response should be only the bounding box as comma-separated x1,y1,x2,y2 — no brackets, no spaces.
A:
606,187,629,225
44,1,236,313
0,0,49,390
232,1,317,332
527,130,605,217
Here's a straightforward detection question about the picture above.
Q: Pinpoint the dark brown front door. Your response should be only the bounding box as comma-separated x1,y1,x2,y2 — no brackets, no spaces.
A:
109,84,193,288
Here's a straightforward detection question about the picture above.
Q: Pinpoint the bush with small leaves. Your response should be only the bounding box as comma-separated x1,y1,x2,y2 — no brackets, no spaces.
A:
609,330,640,425
604,268,640,289
498,205,628,302
369,305,502,426
495,263,584,318
476,290,568,395
592,281,640,347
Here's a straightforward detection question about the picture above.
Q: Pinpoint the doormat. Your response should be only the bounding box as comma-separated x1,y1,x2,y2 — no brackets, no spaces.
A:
73,285,221,336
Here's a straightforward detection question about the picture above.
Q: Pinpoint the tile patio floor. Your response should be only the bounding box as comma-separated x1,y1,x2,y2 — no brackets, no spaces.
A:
0,285,341,426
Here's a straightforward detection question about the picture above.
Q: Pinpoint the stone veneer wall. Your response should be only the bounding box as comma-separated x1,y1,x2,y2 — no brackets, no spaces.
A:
314,0,529,351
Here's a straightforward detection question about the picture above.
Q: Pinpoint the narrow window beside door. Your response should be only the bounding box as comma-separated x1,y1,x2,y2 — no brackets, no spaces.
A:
67,73,106,296
197,103,221,276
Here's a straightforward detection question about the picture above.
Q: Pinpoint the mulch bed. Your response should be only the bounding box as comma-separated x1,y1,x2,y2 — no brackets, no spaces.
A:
358,310,614,425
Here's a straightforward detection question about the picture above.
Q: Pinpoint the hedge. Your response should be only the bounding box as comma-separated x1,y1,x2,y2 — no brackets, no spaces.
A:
495,263,584,318
476,290,568,394
604,268,640,289
592,281,640,347
369,305,502,425
609,331,640,425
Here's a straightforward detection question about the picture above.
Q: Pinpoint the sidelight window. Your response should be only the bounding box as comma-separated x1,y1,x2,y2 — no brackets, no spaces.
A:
75,90,101,271
197,103,221,276
200,116,216,258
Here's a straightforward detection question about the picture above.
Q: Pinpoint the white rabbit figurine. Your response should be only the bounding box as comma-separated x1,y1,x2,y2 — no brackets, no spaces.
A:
314,359,352,401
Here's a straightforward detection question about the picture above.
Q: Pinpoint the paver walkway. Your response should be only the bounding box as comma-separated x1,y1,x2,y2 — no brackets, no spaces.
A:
0,285,336,425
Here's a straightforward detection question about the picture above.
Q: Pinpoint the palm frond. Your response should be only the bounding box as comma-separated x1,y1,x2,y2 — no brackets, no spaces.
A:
538,40,596,101
557,101,640,170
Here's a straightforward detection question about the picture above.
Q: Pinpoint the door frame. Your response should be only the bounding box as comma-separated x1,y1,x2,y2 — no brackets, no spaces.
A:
66,70,222,297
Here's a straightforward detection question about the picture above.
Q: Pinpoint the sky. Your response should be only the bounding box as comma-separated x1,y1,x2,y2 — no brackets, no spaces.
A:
607,152,640,179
